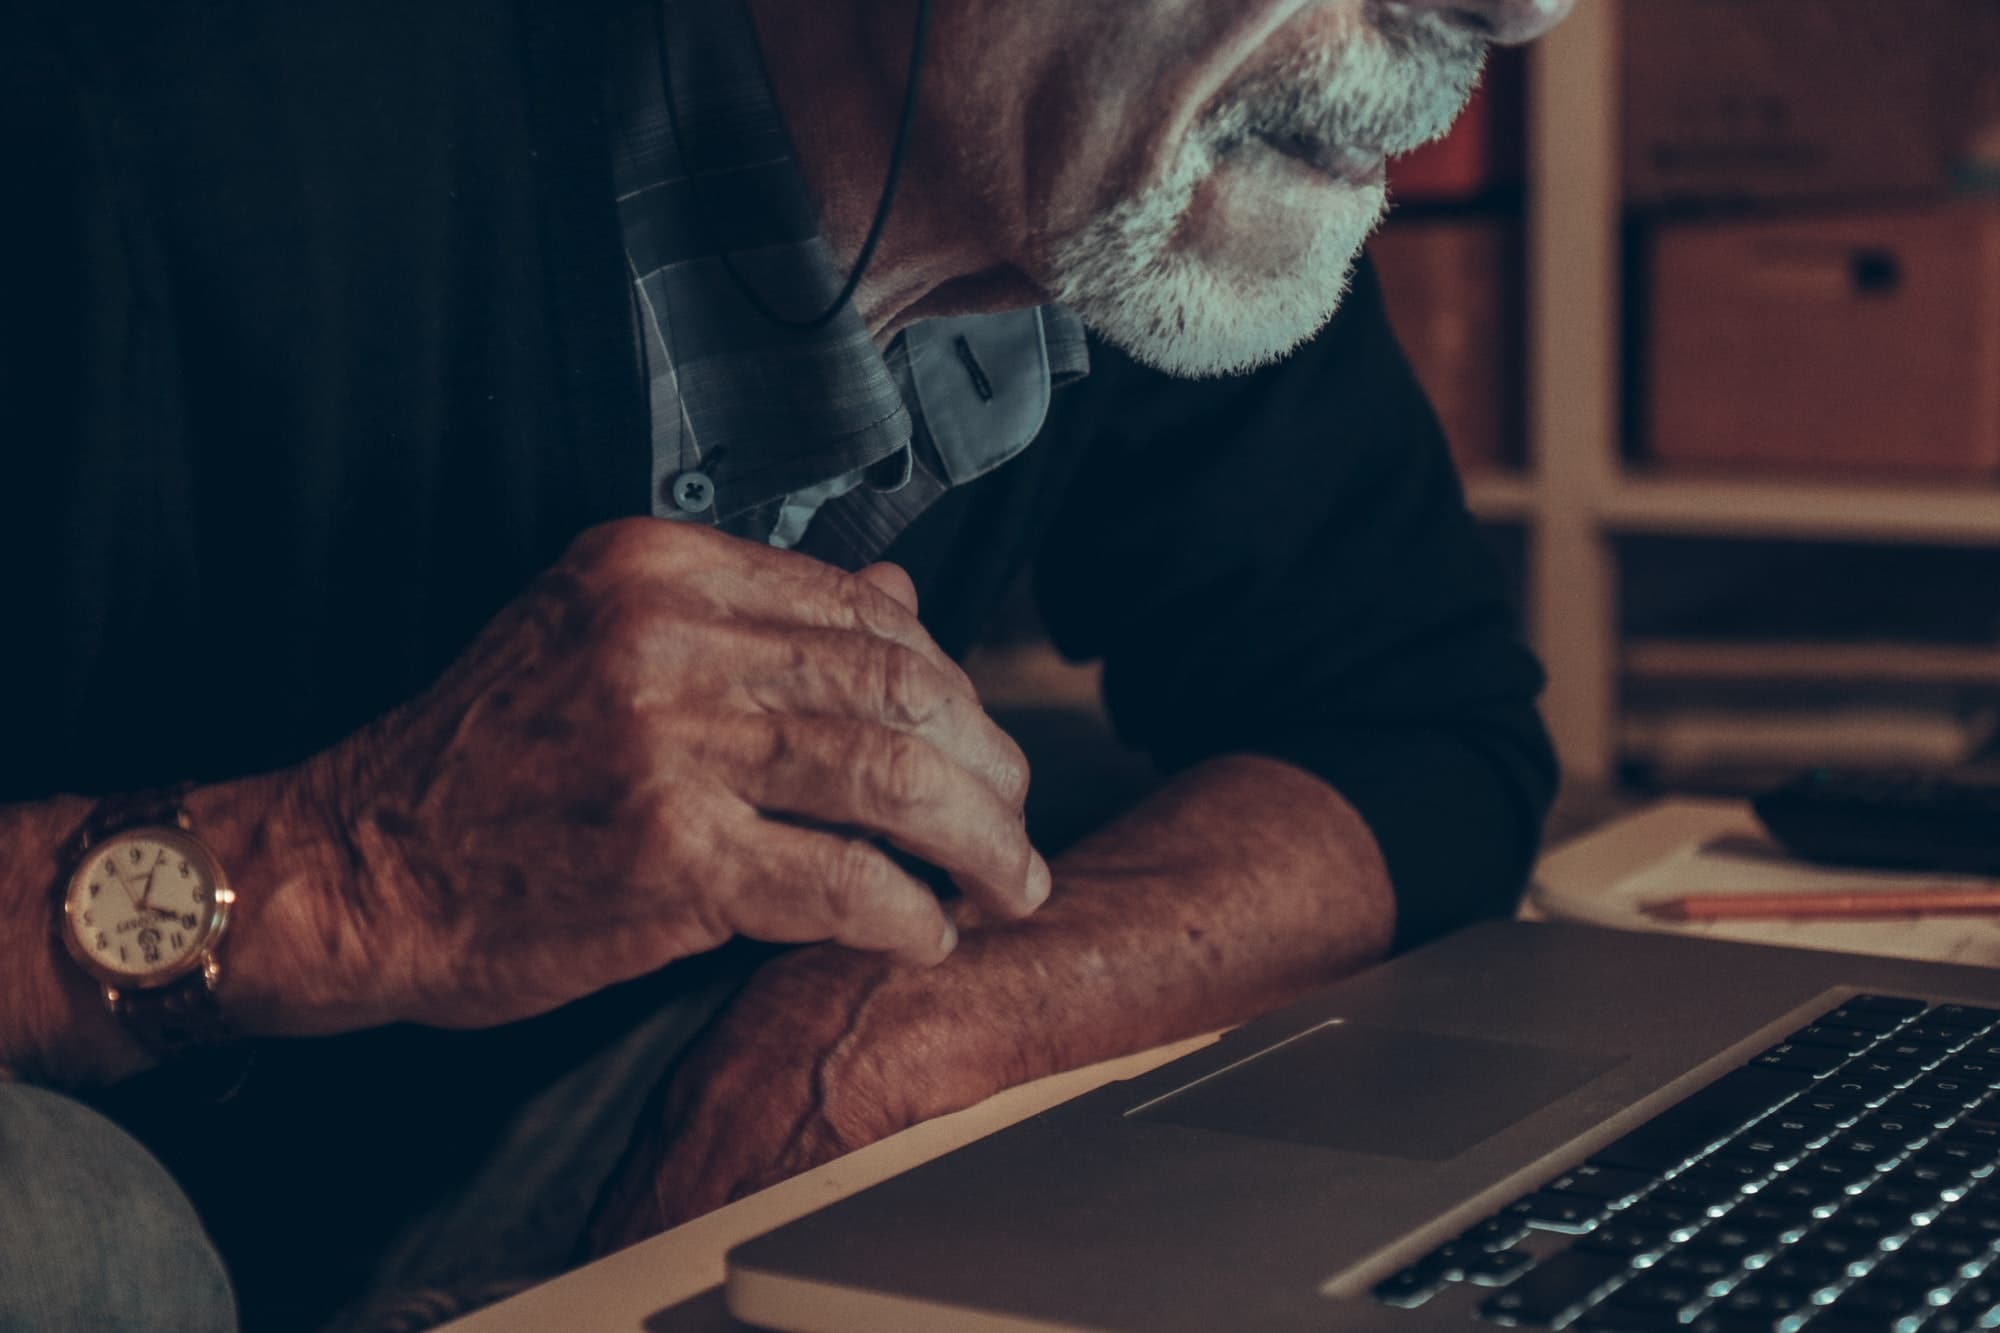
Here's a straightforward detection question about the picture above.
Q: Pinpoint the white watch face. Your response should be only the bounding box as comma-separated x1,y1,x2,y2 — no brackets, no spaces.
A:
64,828,229,986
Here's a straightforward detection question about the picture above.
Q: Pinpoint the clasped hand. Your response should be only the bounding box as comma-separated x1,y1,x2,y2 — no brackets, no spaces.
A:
262,518,1047,1033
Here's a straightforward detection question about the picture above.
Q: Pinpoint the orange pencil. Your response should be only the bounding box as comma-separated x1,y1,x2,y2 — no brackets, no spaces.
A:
1643,886,2000,922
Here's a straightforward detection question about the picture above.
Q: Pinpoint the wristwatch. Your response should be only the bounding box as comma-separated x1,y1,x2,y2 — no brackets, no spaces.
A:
56,786,240,1060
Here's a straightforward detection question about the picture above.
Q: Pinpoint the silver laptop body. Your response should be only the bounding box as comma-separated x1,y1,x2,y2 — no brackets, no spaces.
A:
724,920,2000,1331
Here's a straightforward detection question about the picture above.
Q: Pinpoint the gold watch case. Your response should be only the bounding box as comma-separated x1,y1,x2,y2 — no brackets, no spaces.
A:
61,822,235,993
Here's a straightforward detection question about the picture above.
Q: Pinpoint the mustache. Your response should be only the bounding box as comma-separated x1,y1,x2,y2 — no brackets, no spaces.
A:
1202,9,1488,164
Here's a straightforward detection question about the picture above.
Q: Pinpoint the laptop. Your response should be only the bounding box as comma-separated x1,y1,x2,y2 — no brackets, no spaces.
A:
723,919,2000,1331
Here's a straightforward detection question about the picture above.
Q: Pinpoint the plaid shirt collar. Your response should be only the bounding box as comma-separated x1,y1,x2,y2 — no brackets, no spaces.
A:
608,0,1087,565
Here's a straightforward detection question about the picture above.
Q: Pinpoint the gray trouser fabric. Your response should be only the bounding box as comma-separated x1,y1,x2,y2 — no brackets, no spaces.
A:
0,1082,236,1333
5,945,764,1333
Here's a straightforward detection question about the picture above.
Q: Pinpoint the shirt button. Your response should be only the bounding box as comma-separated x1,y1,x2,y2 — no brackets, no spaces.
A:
669,470,715,513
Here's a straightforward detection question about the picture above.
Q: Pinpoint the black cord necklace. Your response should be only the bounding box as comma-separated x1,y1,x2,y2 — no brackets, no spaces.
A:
656,1,933,331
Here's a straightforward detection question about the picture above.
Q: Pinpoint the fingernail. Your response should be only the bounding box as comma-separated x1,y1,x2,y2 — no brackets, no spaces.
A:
1025,851,1052,907
937,921,959,956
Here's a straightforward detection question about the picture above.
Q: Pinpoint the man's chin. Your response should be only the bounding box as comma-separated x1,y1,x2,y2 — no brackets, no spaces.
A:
1058,228,1374,381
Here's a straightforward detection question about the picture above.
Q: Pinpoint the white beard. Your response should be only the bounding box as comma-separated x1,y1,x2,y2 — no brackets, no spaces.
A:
1044,16,1484,380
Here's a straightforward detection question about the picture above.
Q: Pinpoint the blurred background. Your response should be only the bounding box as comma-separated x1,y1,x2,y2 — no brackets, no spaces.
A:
970,0,2000,849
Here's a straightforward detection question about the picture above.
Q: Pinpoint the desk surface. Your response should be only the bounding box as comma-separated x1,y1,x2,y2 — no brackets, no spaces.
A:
442,799,1745,1333
440,1034,1218,1332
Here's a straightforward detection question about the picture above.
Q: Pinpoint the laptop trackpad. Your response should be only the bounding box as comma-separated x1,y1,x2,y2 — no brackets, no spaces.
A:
1130,1021,1621,1161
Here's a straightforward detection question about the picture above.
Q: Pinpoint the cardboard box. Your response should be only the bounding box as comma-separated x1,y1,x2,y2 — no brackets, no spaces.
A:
1645,203,2000,478
1622,0,1995,206
1368,218,1523,474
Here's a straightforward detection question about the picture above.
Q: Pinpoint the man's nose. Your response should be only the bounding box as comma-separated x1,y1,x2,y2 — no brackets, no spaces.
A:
1382,0,1577,46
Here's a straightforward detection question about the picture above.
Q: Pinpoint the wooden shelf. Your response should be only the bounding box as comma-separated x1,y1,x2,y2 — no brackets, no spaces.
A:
1625,639,2000,686
1599,476,2000,546
1463,471,1537,521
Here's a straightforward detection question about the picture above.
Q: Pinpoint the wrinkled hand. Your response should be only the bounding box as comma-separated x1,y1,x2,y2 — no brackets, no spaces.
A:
239,518,1048,1035
582,944,996,1252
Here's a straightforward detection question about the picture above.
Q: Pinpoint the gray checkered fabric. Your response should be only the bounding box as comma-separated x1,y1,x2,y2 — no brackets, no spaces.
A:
609,0,1087,570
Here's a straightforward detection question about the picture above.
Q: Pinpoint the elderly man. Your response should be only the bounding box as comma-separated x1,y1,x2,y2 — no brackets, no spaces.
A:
0,0,1570,1327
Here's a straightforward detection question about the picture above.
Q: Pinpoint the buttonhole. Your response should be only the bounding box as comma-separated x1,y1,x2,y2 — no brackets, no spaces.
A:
953,336,996,403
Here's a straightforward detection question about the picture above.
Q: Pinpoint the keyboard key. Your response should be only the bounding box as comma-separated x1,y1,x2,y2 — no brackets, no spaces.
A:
1479,1251,1631,1326
1547,1164,1658,1202
1651,1178,1748,1215
1712,1274,1814,1317
1909,1075,1991,1110
1374,1263,1449,1308
1824,1006,1920,1035
1822,1272,1938,1320
1929,1277,2000,1333
1944,1058,2000,1090
1461,1216,1534,1252
1787,1155,1883,1189
1463,1248,1537,1286
1899,1230,1990,1270
1945,1119,2000,1148
1930,1006,2000,1030
1792,1024,1890,1054
1822,1075,1903,1104
1883,1155,1976,1196
1832,1199,1919,1234
1618,1200,1709,1232
1729,1134,1807,1168
1758,1173,1853,1213
1755,1043,1856,1078
1878,1040,1957,1066
1853,1113,1934,1150
1688,1311,1794,1333
1796,1228,1887,1265
1902,1023,1980,1046
1867,1253,1963,1292
1506,1193,1609,1234
1733,1199,1815,1235
1829,1136,1910,1172
1575,1223,1673,1260
1684,1220,1783,1262
1843,996,1932,1018
1590,1068,1812,1173
1927,1209,2000,1245
1911,1136,1986,1170
1757,1253,1850,1296
1574,1314,1684,1332
1803,1312,1921,1333
1795,1093,1875,1123
1854,1177,1950,1220
1600,1270,1707,1314
1678,1156,1778,1194
1845,1059,1931,1090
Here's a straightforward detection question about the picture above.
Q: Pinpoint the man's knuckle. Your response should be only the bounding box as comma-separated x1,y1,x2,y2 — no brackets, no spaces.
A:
868,730,930,812
876,644,933,726
566,517,663,573
818,839,885,924
995,735,1032,804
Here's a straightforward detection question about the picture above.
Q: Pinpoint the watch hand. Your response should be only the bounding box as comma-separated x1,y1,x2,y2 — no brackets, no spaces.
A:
103,858,141,908
139,849,168,909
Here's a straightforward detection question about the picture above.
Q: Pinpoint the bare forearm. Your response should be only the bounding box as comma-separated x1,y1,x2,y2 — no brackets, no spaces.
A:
828,753,1397,1108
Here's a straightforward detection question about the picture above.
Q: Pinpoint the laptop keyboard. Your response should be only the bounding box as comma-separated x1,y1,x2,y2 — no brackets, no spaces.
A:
1371,995,2000,1331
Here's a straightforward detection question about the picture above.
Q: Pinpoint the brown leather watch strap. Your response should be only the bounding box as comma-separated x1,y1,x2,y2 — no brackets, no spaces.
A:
73,782,199,850
108,965,235,1058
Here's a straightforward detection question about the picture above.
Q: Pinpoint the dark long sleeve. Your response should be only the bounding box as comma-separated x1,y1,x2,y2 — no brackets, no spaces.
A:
1030,257,1558,950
